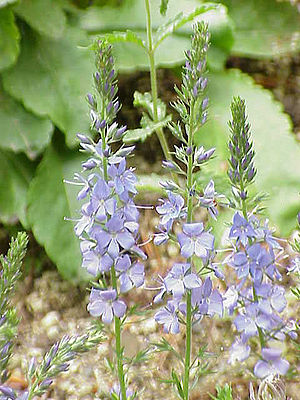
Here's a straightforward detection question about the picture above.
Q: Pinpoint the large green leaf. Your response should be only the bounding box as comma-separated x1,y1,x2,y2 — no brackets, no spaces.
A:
14,0,66,39
0,9,19,70
2,26,93,147
80,0,234,71
0,81,53,158
0,150,34,227
194,69,300,235
27,143,87,282
220,0,300,58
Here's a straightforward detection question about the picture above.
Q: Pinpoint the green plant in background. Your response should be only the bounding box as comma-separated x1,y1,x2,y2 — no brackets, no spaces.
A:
0,0,299,281
0,232,104,399
0,232,28,384
210,383,233,400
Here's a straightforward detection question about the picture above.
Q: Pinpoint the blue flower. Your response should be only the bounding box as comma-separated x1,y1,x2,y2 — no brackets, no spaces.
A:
191,277,223,317
156,191,185,231
229,212,256,246
154,300,180,334
115,255,145,293
87,288,126,324
198,180,218,220
177,222,214,259
94,215,135,258
228,339,250,364
164,263,201,299
254,348,289,378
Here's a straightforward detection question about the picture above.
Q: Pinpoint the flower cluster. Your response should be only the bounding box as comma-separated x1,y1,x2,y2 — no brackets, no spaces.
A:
224,97,295,378
228,97,256,201
70,39,146,398
71,40,146,325
153,23,223,338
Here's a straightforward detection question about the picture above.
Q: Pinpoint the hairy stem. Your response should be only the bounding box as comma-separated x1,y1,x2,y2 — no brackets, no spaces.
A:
183,102,195,400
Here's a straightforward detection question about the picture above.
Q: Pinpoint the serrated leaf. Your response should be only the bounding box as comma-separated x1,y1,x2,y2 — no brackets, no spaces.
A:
124,114,171,142
0,0,16,8
0,9,20,70
154,4,220,49
14,0,66,39
133,91,166,120
2,26,93,147
104,30,146,49
0,150,34,227
80,0,234,71
195,69,300,235
0,81,53,158
27,143,87,282
221,0,300,58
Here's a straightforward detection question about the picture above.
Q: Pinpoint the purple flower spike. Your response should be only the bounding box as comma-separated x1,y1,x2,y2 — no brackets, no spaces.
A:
254,348,289,378
177,222,214,259
155,300,180,334
229,212,256,246
87,288,126,323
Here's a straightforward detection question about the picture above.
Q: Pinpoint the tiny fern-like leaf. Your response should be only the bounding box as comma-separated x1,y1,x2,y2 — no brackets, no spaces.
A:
103,30,146,49
154,4,220,49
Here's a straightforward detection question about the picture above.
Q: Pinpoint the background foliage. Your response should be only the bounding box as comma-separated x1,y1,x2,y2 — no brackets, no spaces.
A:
0,0,299,280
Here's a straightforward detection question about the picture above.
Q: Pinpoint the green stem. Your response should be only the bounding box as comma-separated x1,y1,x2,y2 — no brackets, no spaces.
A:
144,0,178,184
100,129,108,181
240,179,247,220
242,191,265,351
183,102,195,400
111,264,127,400
252,286,266,349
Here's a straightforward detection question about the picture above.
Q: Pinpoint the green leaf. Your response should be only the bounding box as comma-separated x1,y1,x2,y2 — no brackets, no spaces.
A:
195,69,300,235
154,4,220,49
80,0,234,71
0,9,20,70
0,150,34,227
133,91,167,120
210,383,233,400
124,114,171,143
14,0,66,39
160,0,169,16
220,0,300,58
103,29,146,49
2,26,93,147
27,143,87,282
0,81,53,158
0,0,17,8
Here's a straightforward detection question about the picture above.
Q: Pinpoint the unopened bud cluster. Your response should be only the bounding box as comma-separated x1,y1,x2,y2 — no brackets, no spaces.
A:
228,97,256,200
